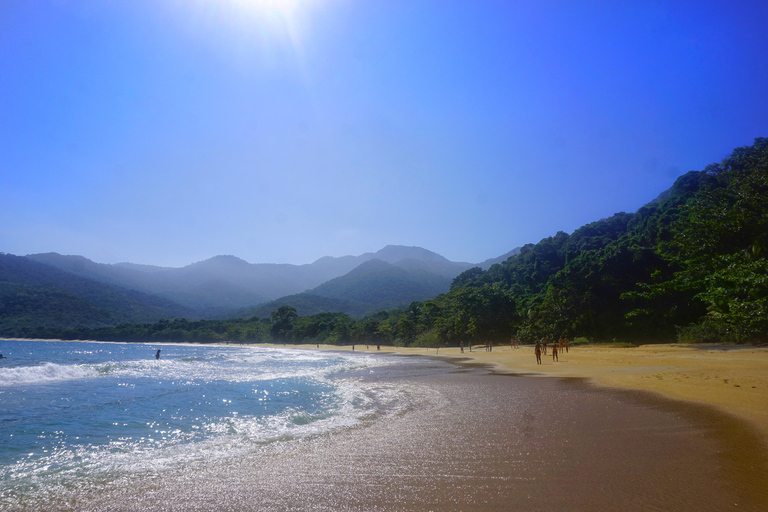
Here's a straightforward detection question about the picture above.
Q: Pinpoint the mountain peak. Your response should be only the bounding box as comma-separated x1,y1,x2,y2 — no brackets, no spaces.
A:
189,255,251,268
373,245,449,264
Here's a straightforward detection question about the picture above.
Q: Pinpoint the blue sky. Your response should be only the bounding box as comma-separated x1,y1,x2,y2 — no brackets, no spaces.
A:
2,0,767,267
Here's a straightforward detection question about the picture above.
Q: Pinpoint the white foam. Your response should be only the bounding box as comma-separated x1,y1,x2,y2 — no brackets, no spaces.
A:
0,363,97,386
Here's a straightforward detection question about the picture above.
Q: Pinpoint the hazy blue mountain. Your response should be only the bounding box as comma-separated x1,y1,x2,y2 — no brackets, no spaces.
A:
0,254,195,335
311,259,451,305
25,245,474,312
477,247,522,270
235,294,368,319
236,258,454,318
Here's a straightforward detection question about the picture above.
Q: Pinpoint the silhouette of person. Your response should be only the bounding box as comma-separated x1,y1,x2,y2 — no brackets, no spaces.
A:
155,349,161,360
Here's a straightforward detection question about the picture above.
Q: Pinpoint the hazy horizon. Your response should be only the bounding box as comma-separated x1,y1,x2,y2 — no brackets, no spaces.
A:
3,1,767,267
17,243,501,269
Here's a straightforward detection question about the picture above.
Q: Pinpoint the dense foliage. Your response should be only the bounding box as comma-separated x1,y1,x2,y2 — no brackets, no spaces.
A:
3,138,766,345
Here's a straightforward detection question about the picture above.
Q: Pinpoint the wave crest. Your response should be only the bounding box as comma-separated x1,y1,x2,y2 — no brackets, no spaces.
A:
0,363,98,386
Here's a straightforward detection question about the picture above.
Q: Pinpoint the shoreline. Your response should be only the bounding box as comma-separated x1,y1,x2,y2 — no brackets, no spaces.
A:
5,338,766,444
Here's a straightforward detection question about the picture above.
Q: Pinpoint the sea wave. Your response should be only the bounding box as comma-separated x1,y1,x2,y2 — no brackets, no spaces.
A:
0,362,98,386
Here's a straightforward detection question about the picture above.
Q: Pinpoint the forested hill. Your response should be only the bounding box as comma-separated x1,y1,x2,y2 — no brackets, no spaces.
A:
0,254,196,336
439,137,768,344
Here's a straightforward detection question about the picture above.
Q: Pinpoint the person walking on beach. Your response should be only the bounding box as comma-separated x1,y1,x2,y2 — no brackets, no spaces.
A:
552,342,558,362
565,337,570,353
460,340,464,353
534,342,542,365
541,338,547,355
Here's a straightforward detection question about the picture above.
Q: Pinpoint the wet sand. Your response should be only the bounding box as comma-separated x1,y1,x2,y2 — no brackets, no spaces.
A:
377,343,768,446
67,355,767,512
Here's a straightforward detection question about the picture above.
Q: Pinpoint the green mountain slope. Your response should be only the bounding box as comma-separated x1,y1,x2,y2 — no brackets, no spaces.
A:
311,259,451,307
428,137,768,344
235,294,367,319
236,259,452,318
0,254,196,337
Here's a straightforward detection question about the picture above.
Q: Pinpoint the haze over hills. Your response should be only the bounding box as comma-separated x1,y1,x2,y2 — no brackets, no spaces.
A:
476,248,522,270
24,245,475,313
0,245,483,333
240,258,457,318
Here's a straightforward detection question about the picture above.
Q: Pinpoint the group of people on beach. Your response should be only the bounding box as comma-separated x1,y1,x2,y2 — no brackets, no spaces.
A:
534,337,569,364
457,337,569,365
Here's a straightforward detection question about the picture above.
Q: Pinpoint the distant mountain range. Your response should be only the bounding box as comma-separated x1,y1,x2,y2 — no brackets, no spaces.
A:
0,254,196,333
1,245,518,333
25,245,477,310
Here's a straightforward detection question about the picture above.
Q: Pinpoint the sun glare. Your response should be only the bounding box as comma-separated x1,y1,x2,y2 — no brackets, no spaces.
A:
193,0,319,72
230,0,306,18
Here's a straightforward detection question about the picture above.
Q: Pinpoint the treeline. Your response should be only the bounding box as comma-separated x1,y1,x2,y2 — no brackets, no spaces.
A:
11,308,403,346
7,138,767,346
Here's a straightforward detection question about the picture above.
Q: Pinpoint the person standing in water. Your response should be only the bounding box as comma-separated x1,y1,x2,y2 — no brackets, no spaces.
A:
155,349,161,360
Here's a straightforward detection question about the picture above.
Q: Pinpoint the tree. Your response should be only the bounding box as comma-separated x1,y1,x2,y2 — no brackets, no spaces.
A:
270,306,298,341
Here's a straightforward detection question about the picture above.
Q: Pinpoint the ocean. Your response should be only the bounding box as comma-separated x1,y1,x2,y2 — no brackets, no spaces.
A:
0,340,409,509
